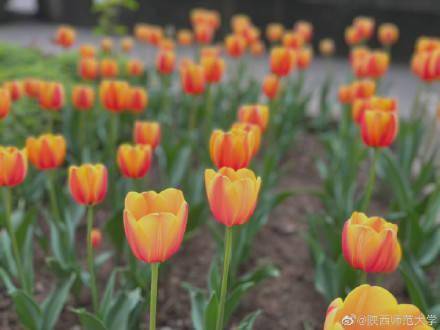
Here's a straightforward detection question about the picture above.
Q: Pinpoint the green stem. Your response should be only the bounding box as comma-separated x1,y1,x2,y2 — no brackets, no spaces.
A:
46,171,62,224
149,263,159,330
205,85,214,137
216,226,233,330
2,188,29,293
361,148,380,212
86,206,98,312
78,111,86,159
188,97,198,132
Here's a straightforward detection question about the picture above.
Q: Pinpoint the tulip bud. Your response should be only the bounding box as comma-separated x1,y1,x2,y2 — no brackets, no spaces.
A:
225,34,246,58
128,87,148,113
26,134,66,170
39,81,65,111
54,25,76,48
99,80,130,113
78,58,99,81
361,109,398,148
0,88,11,120
123,189,188,263
378,23,399,46
117,144,152,178
238,104,270,132
91,228,102,249
69,164,108,205
156,50,176,75
262,74,280,100
0,146,27,187
201,55,225,84
270,47,295,77
72,85,95,111
205,167,261,227
180,63,206,95
100,58,119,79
133,121,161,149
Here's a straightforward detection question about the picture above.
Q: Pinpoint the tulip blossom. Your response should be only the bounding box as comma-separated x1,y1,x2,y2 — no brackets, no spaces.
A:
180,63,206,95
133,121,161,149
210,128,256,170
225,34,246,58
378,23,399,46
270,47,295,77
231,14,251,34
99,80,130,113
266,23,284,43
39,81,65,111
79,44,96,58
411,50,440,83
201,55,225,83
177,29,193,46
352,97,397,124
194,24,215,44
24,78,42,98
0,146,27,187
324,284,432,329
282,31,304,49
352,50,390,79
91,228,103,249
127,87,148,113
126,59,144,77
78,58,99,81
296,47,313,70
250,41,265,57
294,20,313,43
3,80,23,101
26,134,66,170
231,122,261,156
117,144,152,179
342,212,401,273
361,109,398,148
72,85,95,111
353,16,375,41
262,74,280,100
238,104,270,132
319,38,335,57
100,58,119,78
345,26,363,46
156,50,176,75
338,79,376,105
100,37,114,53
191,8,220,30
68,164,108,206
54,25,75,48
0,88,11,120
121,37,134,53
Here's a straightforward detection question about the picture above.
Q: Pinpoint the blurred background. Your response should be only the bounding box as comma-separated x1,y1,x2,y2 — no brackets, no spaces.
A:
1,0,439,61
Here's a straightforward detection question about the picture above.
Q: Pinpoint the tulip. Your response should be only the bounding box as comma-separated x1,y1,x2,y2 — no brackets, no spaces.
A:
378,23,399,47
240,26,261,46
101,37,114,53
209,128,256,170
411,50,440,83
117,144,152,179
361,109,398,148
124,188,188,329
91,228,102,249
23,78,42,98
68,163,108,206
352,97,397,124
266,23,284,43
270,47,295,77
191,8,220,30
177,29,193,46
205,167,261,330
345,26,363,46
0,146,29,292
26,134,66,170
339,79,377,105
353,16,375,41
126,59,145,77
146,26,164,46
133,121,161,149
231,122,261,156
324,284,432,330
294,20,313,43
319,38,335,57
0,146,27,187
121,37,134,53
79,44,96,58
0,88,11,120
296,47,313,70
415,36,440,54
128,87,148,113
200,46,222,58
180,63,206,95
159,38,175,51
352,50,390,79
282,31,304,49
262,74,280,100
156,49,176,75
78,58,99,80
201,55,225,84
250,40,265,57
194,24,215,44
238,104,270,132
342,212,401,273
39,81,65,111
134,24,150,43
225,34,246,58
231,14,251,34
100,58,119,78
54,25,75,48
99,80,130,113
72,85,95,111
3,80,23,101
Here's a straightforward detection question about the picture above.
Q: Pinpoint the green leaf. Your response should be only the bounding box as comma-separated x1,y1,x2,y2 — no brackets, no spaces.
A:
99,268,120,317
0,267,16,293
237,310,261,330
204,291,219,330
105,289,142,330
72,308,107,330
182,283,205,330
417,229,440,266
224,282,253,323
11,290,42,330
41,274,76,330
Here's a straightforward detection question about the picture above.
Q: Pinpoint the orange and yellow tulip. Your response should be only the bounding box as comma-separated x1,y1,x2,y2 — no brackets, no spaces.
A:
177,29,193,46
26,134,66,170
250,40,265,57
342,212,401,273
91,228,102,249
209,128,256,170
378,23,399,46
294,20,313,43
39,81,65,111
296,47,313,70
156,50,176,75
352,97,397,124
324,284,432,330
126,59,145,77
54,25,75,48
411,50,440,83
225,34,246,58
361,109,398,148
99,80,130,113
205,167,261,227
339,79,376,104
282,31,304,49
270,47,295,77
100,58,119,78
100,37,114,53
262,74,280,100
68,164,108,205
0,88,11,120
0,146,27,187
133,121,161,149
353,16,375,41
266,23,284,43
123,188,188,263
4,80,23,101
352,50,390,79
319,38,335,57
24,78,42,99
231,14,251,34
238,104,270,132
117,144,152,179
201,55,225,83
78,58,99,81
128,87,148,113
194,24,215,44
180,63,206,95
72,85,95,111
121,37,134,53
231,122,261,156
79,44,96,58
345,26,363,46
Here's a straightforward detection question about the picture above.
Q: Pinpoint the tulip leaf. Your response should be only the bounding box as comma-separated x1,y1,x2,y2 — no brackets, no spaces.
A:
182,283,205,330
72,308,107,330
204,291,219,330
237,310,261,330
417,229,440,266
105,288,141,330
99,268,120,317
11,290,42,330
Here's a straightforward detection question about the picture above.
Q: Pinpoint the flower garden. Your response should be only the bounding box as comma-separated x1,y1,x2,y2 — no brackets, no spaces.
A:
0,7,439,330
